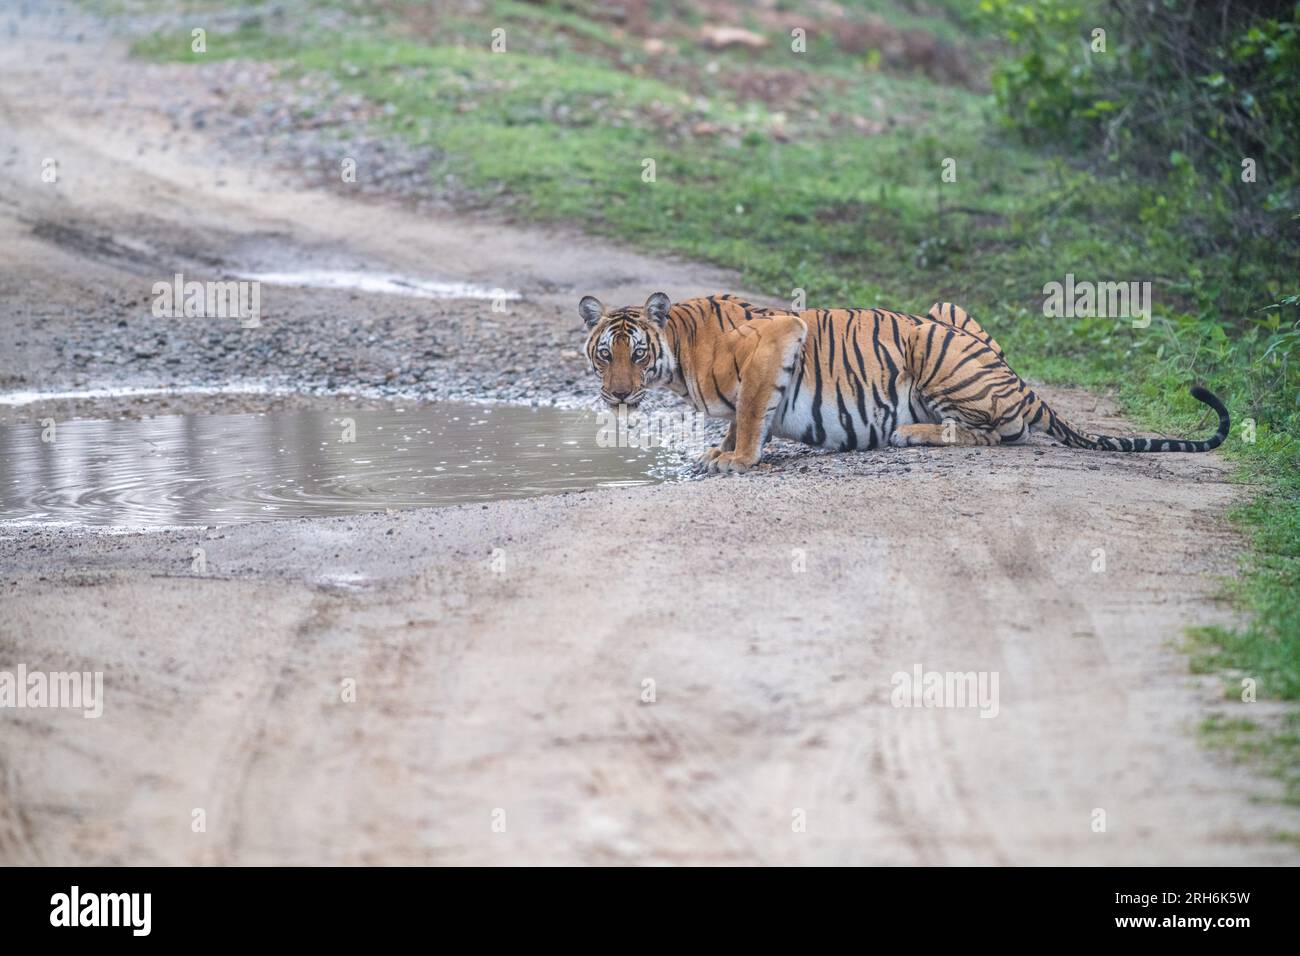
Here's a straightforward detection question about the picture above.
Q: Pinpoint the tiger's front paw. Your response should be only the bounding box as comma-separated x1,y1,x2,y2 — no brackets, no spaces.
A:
691,446,724,475
704,451,754,475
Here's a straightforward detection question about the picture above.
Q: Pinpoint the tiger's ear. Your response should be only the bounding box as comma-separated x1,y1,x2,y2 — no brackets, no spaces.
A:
579,295,605,329
645,291,671,327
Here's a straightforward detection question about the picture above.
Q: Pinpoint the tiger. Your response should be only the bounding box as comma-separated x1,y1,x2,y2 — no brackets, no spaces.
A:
579,292,1230,474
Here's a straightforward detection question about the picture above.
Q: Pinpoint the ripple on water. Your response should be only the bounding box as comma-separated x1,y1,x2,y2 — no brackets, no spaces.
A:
0,403,675,528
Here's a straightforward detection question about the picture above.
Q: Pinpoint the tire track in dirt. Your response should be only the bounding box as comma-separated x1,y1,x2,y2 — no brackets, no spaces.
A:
0,760,42,866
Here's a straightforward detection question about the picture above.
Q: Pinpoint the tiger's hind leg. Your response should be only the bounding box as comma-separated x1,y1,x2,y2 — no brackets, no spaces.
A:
889,422,1002,447
896,320,1035,450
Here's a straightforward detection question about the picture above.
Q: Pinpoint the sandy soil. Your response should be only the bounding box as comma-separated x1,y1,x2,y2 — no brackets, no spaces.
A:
2,3,1297,865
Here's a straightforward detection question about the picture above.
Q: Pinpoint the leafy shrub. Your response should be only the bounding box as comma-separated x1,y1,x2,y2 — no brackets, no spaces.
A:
983,1,1300,187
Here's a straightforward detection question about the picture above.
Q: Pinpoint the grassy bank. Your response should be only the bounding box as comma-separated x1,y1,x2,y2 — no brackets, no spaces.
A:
120,0,1297,794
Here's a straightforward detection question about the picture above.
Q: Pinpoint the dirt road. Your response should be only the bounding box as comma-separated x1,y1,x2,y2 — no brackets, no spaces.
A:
2,4,1297,865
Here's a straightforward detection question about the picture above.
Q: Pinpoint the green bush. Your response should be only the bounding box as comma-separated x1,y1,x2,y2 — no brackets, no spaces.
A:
983,1,1300,188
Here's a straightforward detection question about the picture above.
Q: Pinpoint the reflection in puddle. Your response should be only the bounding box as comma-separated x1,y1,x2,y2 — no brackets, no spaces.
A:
241,270,519,301
0,404,672,528
0,382,297,407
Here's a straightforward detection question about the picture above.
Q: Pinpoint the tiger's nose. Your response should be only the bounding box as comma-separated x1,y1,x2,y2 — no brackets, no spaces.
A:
611,387,632,401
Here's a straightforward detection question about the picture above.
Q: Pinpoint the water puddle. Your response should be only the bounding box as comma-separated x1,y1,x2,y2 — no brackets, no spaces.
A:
240,270,519,301
0,403,672,528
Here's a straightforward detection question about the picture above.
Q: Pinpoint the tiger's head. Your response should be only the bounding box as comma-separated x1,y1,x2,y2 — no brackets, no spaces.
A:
580,291,675,408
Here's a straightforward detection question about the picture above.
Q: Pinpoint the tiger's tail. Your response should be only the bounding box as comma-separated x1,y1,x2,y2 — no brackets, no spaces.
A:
1033,386,1229,453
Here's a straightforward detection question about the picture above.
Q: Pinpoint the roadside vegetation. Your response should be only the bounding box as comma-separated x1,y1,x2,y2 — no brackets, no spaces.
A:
112,0,1297,798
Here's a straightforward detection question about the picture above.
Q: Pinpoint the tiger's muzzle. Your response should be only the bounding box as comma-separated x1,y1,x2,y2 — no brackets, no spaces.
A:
600,385,646,409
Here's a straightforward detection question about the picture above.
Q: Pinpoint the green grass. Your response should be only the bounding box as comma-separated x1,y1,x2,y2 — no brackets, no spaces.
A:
1189,462,1300,702
1201,713,1300,805
119,0,1298,793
